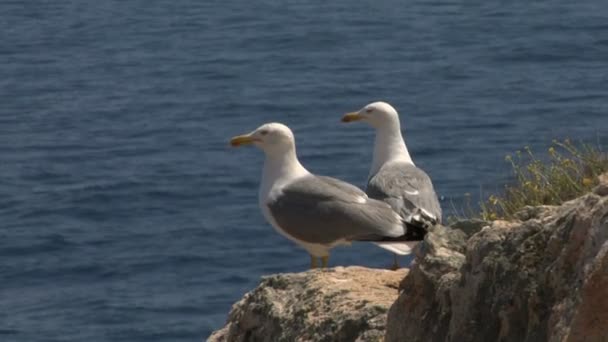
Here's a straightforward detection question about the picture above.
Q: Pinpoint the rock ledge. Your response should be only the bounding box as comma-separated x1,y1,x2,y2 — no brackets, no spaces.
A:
209,266,407,342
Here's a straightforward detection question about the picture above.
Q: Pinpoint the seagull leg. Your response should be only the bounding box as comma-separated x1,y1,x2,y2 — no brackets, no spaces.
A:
310,255,318,269
321,256,329,268
391,254,400,270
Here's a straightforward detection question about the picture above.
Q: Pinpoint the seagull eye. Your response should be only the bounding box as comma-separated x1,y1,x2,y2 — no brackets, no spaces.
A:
365,108,373,114
259,130,269,136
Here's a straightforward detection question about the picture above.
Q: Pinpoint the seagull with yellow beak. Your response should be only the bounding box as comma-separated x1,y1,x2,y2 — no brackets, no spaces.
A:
230,122,426,269
342,102,442,268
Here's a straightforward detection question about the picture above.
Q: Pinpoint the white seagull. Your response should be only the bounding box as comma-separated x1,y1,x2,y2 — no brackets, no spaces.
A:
230,122,426,268
342,102,442,267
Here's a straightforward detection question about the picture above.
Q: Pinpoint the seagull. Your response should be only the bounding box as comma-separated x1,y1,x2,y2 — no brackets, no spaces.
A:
342,102,442,268
230,122,426,269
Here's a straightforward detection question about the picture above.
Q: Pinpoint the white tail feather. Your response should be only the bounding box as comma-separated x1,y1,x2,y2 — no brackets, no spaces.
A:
373,241,419,255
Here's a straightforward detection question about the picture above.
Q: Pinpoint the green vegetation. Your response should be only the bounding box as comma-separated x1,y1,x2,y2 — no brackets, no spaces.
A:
456,139,608,221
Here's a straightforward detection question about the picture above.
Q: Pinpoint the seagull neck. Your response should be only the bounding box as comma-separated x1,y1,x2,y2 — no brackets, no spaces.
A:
262,147,310,187
370,124,413,177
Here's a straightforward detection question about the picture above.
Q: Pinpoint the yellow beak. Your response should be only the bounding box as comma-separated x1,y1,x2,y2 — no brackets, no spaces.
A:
341,112,363,123
230,134,258,147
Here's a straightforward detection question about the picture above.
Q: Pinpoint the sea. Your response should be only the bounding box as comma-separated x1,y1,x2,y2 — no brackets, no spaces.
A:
1,0,607,341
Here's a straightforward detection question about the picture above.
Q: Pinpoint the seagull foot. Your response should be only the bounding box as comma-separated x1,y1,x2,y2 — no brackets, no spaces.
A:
390,254,400,270
321,256,329,268
309,255,318,269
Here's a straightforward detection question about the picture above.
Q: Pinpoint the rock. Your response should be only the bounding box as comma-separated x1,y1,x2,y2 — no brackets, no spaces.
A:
208,266,407,342
386,175,608,342
513,205,559,221
386,224,467,342
450,219,489,237
593,172,608,196
210,172,608,342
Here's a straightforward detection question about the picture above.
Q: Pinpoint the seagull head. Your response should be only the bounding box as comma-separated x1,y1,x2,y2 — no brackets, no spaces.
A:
230,122,296,155
341,101,400,129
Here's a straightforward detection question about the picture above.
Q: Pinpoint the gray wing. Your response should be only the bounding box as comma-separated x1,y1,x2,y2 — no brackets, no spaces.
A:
366,162,442,224
316,175,366,197
267,175,404,245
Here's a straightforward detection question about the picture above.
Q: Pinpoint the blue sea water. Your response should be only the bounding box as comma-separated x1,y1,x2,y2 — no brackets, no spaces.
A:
1,0,607,340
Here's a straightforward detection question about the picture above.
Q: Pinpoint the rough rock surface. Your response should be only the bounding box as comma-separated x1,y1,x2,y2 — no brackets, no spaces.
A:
210,173,608,342
208,266,407,342
386,173,608,342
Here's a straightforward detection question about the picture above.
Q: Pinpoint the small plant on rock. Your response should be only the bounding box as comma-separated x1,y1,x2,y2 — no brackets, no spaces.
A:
478,139,608,220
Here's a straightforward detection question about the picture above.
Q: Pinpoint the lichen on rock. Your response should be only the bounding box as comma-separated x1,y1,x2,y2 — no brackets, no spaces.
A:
208,266,407,342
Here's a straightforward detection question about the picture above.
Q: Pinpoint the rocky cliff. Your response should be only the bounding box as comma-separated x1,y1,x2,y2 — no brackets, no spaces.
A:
387,174,608,342
209,174,608,342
